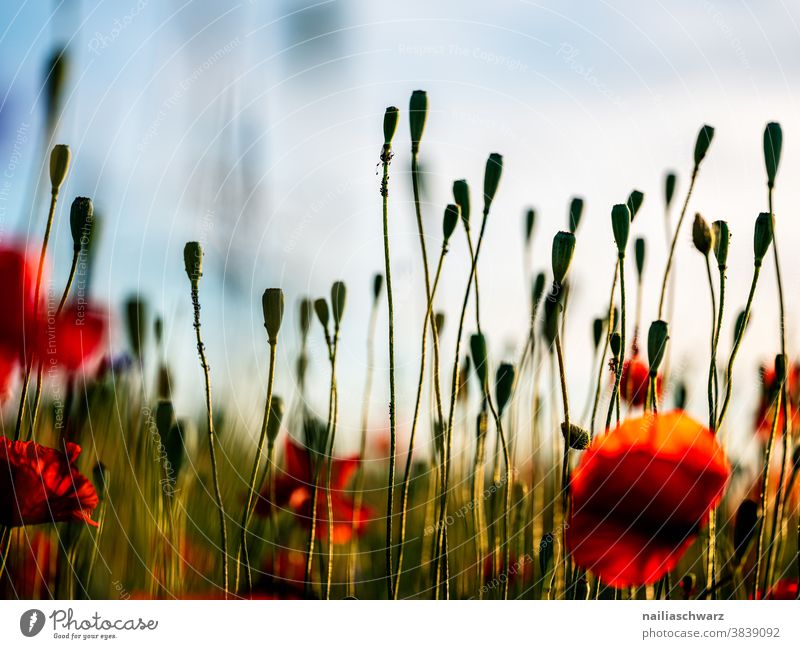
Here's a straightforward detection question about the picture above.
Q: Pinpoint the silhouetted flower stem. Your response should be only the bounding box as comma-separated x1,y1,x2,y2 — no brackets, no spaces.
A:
606,255,626,431
591,263,618,439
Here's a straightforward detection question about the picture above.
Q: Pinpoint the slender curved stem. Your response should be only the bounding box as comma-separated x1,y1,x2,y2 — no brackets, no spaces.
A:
324,335,339,600
606,254,626,430
755,390,782,597
591,263,618,438
555,326,572,599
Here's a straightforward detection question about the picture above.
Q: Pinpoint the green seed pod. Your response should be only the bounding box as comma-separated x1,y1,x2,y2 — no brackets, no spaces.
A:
49,144,71,192
262,288,285,343
434,311,445,337
626,189,644,221
568,197,584,233
674,381,688,410
453,179,470,229
692,213,713,256
331,281,346,329
551,231,576,285
693,124,715,168
442,203,460,242
753,212,774,266
665,171,677,208
372,274,384,303
483,153,503,214
712,220,730,269
592,317,604,350
733,499,759,564
266,396,285,445
647,320,669,377
531,272,546,309
524,208,536,244
125,295,148,360
409,90,428,154
383,106,399,146
299,298,313,340
314,298,330,329
610,332,622,358
634,237,646,279
611,204,631,256
470,333,489,393
763,122,782,189
92,462,109,501
495,362,515,415
561,422,590,450
183,241,203,284
69,197,93,253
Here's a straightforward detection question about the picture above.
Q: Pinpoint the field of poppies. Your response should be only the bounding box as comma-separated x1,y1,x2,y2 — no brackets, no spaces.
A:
0,81,798,601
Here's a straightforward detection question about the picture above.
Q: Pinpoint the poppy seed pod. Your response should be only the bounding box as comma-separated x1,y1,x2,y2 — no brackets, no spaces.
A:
125,296,148,360
561,422,590,450
383,106,399,147
551,230,576,285
495,362,515,415
483,153,503,214
531,272,546,309
568,197,584,233
693,124,715,168
634,237,646,278
692,214,713,256
593,317,604,349
49,144,71,192
299,298,313,339
626,190,644,221
331,281,346,329
610,332,622,358
763,122,782,189
712,220,730,269
372,273,384,303
753,212,774,266
470,333,489,392
525,208,536,244
665,171,677,208
266,396,285,445
733,499,759,564
434,311,445,336
69,197,93,252
442,203,460,242
409,90,428,154
647,320,669,377
611,204,631,256
314,298,330,329
453,179,470,229
262,288,284,343
183,241,203,284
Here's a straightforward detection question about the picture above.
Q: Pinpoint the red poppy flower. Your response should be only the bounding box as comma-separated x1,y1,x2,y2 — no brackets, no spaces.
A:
763,579,799,600
754,360,800,440
256,437,370,544
0,245,106,400
0,436,100,527
567,411,730,587
620,355,660,407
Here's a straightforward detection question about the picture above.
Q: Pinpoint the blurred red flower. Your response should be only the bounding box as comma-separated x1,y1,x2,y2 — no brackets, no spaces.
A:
0,245,106,401
257,437,370,544
754,360,800,440
763,579,799,600
5,531,53,598
567,411,730,587
0,436,99,527
620,355,660,407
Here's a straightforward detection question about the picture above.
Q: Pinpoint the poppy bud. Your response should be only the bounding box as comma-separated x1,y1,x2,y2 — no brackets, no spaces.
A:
69,197,93,252
626,189,644,221
44,47,68,133
303,415,329,461
93,462,109,501
154,317,163,346
156,400,175,442
610,332,621,358
483,153,503,214
442,203,460,242
49,144,71,192
125,295,147,360
753,212,773,266
568,197,584,233
331,281,346,329
453,179,470,229
763,122,782,189
674,381,688,410
262,288,284,343
266,396,285,445
524,208,536,244
681,573,697,598
458,356,471,403
434,311,445,336
692,213,713,256
314,298,330,329
495,362,515,415
775,353,787,384
542,293,560,345
593,317,604,349
611,204,630,256
634,237,646,278
733,499,759,564
409,90,427,154
383,106,399,147
733,309,748,344
561,422,590,450
531,272,546,309
299,298,313,340
693,124,715,168
551,231,576,285
183,241,203,284
665,171,677,208
712,220,730,269
166,422,186,488
647,320,669,377
470,333,489,392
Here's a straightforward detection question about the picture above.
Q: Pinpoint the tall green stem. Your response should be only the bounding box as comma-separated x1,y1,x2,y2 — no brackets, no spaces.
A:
324,335,339,599
606,254,626,430
591,263,618,438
